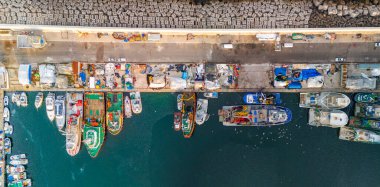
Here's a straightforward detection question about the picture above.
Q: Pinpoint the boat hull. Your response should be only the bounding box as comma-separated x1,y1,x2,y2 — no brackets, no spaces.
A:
83,92,105,158
124,96,132,118
219,105,292,126
65,93,83,157
339,126,380,144
181,93,196,138
34,92,43,109
354,93,380,103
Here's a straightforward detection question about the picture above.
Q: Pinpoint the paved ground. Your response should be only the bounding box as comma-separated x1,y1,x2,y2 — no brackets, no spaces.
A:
1,41,380,65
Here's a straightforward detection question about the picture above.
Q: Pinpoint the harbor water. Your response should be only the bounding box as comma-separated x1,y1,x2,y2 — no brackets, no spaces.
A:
7,92,380,187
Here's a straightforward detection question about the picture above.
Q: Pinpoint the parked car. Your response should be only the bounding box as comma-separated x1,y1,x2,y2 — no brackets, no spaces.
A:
335,57,345,62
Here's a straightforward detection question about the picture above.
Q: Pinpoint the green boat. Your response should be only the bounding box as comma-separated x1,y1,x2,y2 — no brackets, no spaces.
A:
181,93,196,138
106,92,124,135
83,92,105,158
349,116,380,132
354,93,380,103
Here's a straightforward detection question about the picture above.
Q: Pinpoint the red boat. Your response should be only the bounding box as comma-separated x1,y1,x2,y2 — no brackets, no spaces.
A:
174,112,182,131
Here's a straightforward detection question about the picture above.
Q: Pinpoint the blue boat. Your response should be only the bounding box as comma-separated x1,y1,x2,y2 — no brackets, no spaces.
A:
243,93,282,105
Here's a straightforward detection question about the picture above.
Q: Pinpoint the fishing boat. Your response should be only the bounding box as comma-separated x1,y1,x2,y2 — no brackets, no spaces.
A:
243,93,282,105
195,99,209,125
83,92,105,158
299,92,350,109
9,179,32,187
174,112,182,131
8,180,31,187
203,92,218,98
354,103,380,119
10,159,28,166
55,95,66,131
4,122,13,135
106,92,123,135
3,107,10,122
11,92,21,107
124,95,132,118
34,92,43,109
218,105,292,126
308,109,348,128
6,165,25,174
65,92,83,156
46,92,55,122
4,137,11,154
354,93,380,103
349,117,380,131
7,172,27,182
20,92,28,107
339,126,380,144
4,95,9,106
177,94,183,110
130,92,142,114
10,154,26,160
181,92,196,138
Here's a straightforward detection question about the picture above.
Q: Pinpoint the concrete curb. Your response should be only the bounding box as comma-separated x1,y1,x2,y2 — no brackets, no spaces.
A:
1,24,380,35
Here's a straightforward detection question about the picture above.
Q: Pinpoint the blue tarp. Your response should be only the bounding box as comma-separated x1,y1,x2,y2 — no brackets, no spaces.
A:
79,71,86,82
275,67,287,76
301,69,320,80
288,82,302,89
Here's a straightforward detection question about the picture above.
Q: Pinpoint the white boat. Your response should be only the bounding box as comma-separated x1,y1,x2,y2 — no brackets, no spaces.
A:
10,154,26,160
4,95,9,106
3,107,10,122
130,92,142,114
11,92,20,107
204,92,218,98
4,122,13,135
34,92,43,109
55,95,66,131
177,94,183,111
46,92,55,122
20,92,28,107
299,92,351,109
308,109,348,128
124,95,132,118
10,159,28,166
339,126,380,144
7,172,27,182
65,92,83,157
6,165,25,174
196,99,209,125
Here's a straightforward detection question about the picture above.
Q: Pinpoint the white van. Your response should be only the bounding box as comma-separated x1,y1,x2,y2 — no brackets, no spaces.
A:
223,43,233,49
283,43,294,48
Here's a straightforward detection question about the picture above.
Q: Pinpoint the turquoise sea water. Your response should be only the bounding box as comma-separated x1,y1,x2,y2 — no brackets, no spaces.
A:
7,92,380,187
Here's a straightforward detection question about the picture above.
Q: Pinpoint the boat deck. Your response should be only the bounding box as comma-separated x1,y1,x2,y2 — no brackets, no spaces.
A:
84,93,105,125
106,93,123,112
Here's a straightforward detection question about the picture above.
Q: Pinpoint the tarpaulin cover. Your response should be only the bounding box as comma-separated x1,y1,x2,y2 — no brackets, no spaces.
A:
18,64,31,85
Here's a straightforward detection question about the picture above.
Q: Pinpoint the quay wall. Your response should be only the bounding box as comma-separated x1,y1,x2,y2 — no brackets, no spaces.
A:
0,0,380,29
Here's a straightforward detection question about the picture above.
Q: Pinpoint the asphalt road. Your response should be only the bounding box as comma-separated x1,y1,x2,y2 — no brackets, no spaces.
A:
1,41,380,64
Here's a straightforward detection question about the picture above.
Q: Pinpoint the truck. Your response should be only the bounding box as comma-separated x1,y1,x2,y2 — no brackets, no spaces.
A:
17,35,46,48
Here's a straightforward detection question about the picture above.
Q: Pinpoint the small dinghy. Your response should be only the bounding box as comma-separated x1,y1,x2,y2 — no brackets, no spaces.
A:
4,122,13,135
34,92,43,109
4,95,9,106
3,107,10,122
46,92,55,122
55,95,66,131
177,94,183,110
124,95,132,118
20,92,28,107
